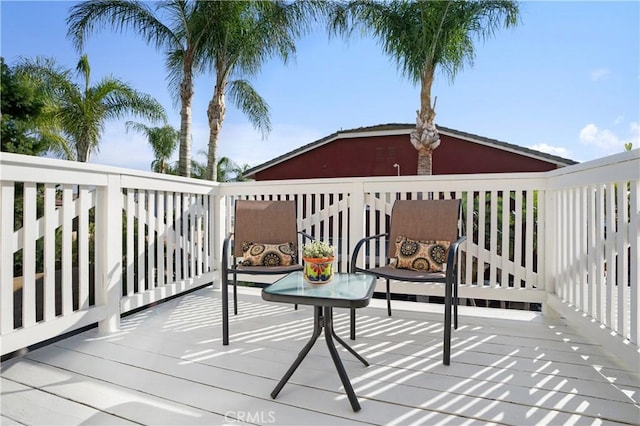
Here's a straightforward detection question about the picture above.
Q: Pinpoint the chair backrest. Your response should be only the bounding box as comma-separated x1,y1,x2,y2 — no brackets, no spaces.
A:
388,199,461,258
233,200,298,257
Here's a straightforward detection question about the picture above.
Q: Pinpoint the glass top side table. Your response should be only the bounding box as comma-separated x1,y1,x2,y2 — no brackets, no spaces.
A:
262,271,376,411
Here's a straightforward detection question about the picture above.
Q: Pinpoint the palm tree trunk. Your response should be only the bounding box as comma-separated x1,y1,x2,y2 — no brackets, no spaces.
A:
206,80,226,182
77,139,90,162
178,60,193,178
416,147,434,175
411,67,440,175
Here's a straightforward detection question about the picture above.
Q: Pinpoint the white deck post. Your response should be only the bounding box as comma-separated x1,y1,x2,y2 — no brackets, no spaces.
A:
97,173,123,333
0,180,15,335
542,187,558,318
348,182,366,270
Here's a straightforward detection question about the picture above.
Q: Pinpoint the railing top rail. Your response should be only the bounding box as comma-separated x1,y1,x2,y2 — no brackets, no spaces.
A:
2,148,638,193
544,149,639,189
0,152,220,189
545,149,638,178
219,171,550,196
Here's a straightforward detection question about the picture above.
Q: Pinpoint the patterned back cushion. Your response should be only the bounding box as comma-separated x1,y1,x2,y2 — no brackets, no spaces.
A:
390,236,450,273
241,242,297,266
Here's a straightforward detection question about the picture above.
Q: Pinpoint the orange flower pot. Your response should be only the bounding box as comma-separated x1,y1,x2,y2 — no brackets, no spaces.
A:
302,256,335,284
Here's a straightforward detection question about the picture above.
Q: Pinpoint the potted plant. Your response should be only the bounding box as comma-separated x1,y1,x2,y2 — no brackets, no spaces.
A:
302,240,336,284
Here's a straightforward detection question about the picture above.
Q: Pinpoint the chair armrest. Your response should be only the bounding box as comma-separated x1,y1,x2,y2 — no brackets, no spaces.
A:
350,233,388,273
298,230,314,243
445,236,467,283
222,232,234,284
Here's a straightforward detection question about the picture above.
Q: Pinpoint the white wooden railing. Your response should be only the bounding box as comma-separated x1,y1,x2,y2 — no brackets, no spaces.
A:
0,155,217,355
544,151,639,363
220,174,547,305
1,150,638,365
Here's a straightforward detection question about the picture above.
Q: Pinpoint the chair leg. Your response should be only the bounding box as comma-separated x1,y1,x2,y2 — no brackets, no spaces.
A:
453,278,459,330
443,279,453,366
222,272,229,346
233,272,238,316
386,279,392,316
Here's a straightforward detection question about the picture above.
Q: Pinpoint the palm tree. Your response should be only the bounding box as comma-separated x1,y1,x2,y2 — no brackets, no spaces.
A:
198,1,323,181
231,162,252,182
172,151,251,182
334,0,519,175
1,57,70,158
67,1,213,176
126,121,179,173
216,156,253,182
17,55,166,162
216,156,235,182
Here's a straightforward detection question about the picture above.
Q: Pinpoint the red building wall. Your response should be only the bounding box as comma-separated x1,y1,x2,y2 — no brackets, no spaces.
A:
253,133,560,180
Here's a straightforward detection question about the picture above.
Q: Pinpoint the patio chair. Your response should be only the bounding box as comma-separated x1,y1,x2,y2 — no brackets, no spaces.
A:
222,199,312,345
349,199,466,365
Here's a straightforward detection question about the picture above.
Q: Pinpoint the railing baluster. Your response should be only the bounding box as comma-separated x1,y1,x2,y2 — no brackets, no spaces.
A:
595,185,606,322
525,189,535,290
43,183,56,321
62,186,73,315
616,179,629,338
501,190,510,287
465,192,474,286
22,182,37,327
126,190,135,296
78,186,89,310
477,191,487,287
147,191,156,290
605,182,616,328
166,192,174,283
157,191,165,287
489,190,498,286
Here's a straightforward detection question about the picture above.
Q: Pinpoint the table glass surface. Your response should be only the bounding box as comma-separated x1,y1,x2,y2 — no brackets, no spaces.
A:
262,271,375,306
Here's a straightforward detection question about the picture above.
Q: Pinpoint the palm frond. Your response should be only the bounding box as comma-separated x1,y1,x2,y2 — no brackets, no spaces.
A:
67,0,179,52
227,79,271,137
337,0,519,84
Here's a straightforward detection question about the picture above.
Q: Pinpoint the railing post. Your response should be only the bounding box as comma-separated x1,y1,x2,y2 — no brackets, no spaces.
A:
543,188,559,318
348,182,366,271
0,180,15,335
212,191,226,289
97,174,123,333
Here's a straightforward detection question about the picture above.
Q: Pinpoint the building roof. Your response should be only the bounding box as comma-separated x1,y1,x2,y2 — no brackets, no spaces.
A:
244,123,578,178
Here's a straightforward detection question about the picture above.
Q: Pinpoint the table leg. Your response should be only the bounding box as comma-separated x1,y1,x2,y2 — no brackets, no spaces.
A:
350,308,356,340
332,331,369,366
323,307,361,412
271,306,322,399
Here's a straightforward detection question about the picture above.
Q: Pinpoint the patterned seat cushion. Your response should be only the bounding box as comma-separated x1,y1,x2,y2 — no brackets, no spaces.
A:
241,242,297,266
390,236,450,273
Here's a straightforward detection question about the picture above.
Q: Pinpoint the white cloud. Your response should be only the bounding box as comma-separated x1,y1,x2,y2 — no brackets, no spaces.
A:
92,122,156,171
216,123,324,167
579,122,640,154
590,68,611,81
528,143,571,159
92,119,324,173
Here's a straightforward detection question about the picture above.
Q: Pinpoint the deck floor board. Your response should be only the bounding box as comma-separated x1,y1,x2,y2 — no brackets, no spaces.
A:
2,286,638,425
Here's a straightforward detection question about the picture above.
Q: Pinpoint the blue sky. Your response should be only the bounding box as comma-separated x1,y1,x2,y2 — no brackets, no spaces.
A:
1,1,639,172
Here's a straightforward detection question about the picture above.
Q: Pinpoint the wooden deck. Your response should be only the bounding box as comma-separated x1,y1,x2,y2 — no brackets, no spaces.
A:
2,285,638,425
